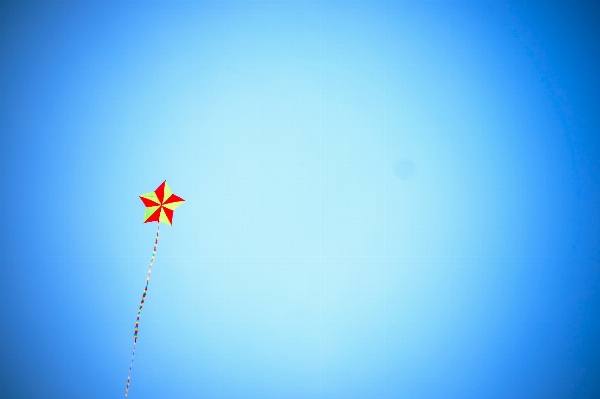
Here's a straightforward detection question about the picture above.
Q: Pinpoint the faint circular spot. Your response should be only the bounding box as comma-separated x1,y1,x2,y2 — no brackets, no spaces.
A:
393,159,415,180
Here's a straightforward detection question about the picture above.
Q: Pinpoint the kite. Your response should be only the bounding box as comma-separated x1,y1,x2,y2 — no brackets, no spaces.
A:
124,180,185,398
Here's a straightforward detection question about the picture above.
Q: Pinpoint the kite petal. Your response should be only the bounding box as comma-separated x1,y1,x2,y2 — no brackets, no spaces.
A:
163,193,184,205
163,201,183,211
163,181,173,203
159,207,173,225
155,181,166,204
140,196,160,207
163,194,185,212
144,207,161,223
143,206,160,222
140,192,159,204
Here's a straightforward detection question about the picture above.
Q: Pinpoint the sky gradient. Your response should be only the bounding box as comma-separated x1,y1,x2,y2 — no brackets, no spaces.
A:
1,1,599,398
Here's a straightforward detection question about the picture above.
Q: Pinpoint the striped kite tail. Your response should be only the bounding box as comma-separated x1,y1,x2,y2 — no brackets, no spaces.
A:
124,222,160,398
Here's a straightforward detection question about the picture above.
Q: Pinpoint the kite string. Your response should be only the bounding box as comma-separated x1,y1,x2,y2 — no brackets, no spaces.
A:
124,222,160,398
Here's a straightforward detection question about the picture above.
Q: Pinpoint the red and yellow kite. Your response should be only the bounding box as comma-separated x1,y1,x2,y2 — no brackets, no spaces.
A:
124,180,185,398
139,180,185,225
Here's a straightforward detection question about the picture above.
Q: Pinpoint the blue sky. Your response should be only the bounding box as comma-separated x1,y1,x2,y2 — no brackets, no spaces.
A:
1,1,599,398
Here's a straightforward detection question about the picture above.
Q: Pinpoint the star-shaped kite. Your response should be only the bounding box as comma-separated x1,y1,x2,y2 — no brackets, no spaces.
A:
139,180,185,225
125,180,185,398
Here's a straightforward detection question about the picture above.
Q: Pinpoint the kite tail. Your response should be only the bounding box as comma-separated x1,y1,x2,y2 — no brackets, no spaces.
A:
124,222,160,398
